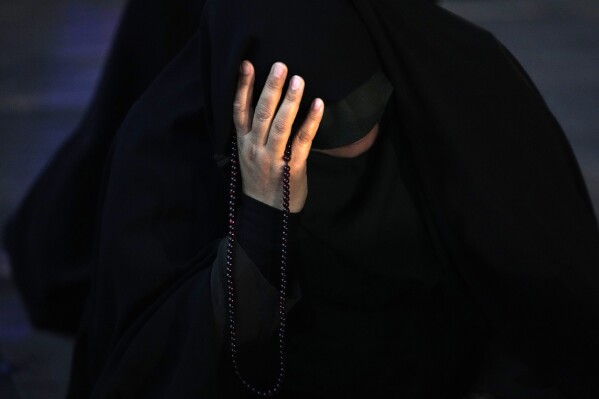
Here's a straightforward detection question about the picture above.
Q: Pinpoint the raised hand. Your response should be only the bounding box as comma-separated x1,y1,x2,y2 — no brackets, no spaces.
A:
233,61,324,213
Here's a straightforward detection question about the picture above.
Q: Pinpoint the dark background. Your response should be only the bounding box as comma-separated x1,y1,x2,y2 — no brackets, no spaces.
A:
1,0,598,398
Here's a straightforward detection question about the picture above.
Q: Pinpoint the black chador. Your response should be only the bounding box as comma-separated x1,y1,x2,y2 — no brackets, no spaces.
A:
4,0,599,398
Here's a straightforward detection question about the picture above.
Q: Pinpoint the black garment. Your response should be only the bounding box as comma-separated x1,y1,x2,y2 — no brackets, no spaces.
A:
3,0,598,398
214,107,535,399
357,1,599,397
281,104,483,398
217,119,484,398
210,194,302,345
234,194,301,288
2,0,205,334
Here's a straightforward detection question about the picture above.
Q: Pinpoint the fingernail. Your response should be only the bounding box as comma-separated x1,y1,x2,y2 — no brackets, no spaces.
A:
313,99,323,111
273,63,284,78
290,76,301,91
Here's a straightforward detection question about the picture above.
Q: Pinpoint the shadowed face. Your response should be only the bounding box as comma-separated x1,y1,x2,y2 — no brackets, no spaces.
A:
202,0,388,156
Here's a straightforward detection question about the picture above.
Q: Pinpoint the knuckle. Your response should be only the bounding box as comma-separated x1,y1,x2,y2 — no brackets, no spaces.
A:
296,128,312,145
243,142,261,163
232,100,245,116
272,119,288,134
285,89,299,102
308,111,322,123
254,104,272,123
266,76,282,91
240,73,252,86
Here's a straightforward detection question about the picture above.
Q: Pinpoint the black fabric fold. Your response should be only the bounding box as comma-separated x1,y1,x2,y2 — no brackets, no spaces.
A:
2,0,206,334
66,32,228,398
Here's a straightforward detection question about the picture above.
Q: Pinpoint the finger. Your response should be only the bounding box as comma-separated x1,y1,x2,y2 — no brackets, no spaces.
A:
291,98,324,165
266,75,304,155
233,60,255,136
251,62,288,145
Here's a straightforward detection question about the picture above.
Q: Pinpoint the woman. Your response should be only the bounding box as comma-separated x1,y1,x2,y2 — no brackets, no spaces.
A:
7,0,599,397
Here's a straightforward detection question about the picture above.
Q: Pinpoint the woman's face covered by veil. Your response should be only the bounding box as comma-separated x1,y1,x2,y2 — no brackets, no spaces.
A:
200,0,392,156
200,0,417,311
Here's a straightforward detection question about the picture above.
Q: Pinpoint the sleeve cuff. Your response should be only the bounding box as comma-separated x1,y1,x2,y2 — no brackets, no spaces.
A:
235,194,300,286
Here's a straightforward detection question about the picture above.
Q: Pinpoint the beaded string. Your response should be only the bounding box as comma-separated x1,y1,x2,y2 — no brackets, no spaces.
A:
225,135,291,396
